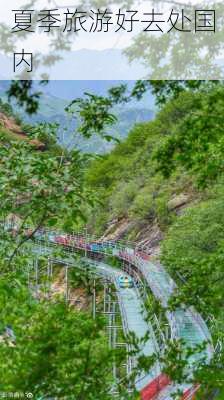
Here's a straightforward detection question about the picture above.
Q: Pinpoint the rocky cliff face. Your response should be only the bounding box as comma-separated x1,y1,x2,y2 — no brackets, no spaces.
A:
100,192,194,256
0,112,45,149
101,217,162,256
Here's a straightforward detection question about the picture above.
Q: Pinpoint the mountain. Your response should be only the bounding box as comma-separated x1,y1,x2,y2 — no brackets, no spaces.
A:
41,80,154,108
0,80,155,153
26,102,154,153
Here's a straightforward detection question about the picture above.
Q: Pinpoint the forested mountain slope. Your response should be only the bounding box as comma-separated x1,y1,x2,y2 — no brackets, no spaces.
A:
85,84,224,396
85,89,202,244
85,84,224,245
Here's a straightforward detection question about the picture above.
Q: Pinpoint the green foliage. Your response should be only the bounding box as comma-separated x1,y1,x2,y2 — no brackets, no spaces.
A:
154,192,171,228
0,132,93,235
7,81,42,115
0,98,15,117
129,186,155,220
28,121,58,142
68,259,103,295
109,181,139,218
155,84,224,186
0,125,25,142
84,82,224,234
0,98,23,126
85,111,186,235
162,189,224,317
148,80,215,105
0,274,121,399
84,82,224,396
0,102,134,398
66,93,118,141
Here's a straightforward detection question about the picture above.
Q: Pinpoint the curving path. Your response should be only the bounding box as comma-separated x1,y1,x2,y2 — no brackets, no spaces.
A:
115,249,213,399
31,243,161,392
87,259,161,391
6,224,214,400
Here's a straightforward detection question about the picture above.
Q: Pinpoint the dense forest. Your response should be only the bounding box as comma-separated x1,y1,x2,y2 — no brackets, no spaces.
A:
0,81,224,399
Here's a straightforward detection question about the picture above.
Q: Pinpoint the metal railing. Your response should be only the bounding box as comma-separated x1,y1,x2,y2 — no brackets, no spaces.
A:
2,222,215,400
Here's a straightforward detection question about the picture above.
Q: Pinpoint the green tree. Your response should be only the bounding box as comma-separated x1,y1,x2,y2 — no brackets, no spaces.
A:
154,84,224,186
0,274,128,399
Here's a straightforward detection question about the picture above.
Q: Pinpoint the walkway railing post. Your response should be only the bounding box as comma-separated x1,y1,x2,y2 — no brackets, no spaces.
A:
27,262,31,290
65,264,68,303
85,226,87,258
103,283,107,314
93,279,96,319
112,300,117,382
35,258,38,297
